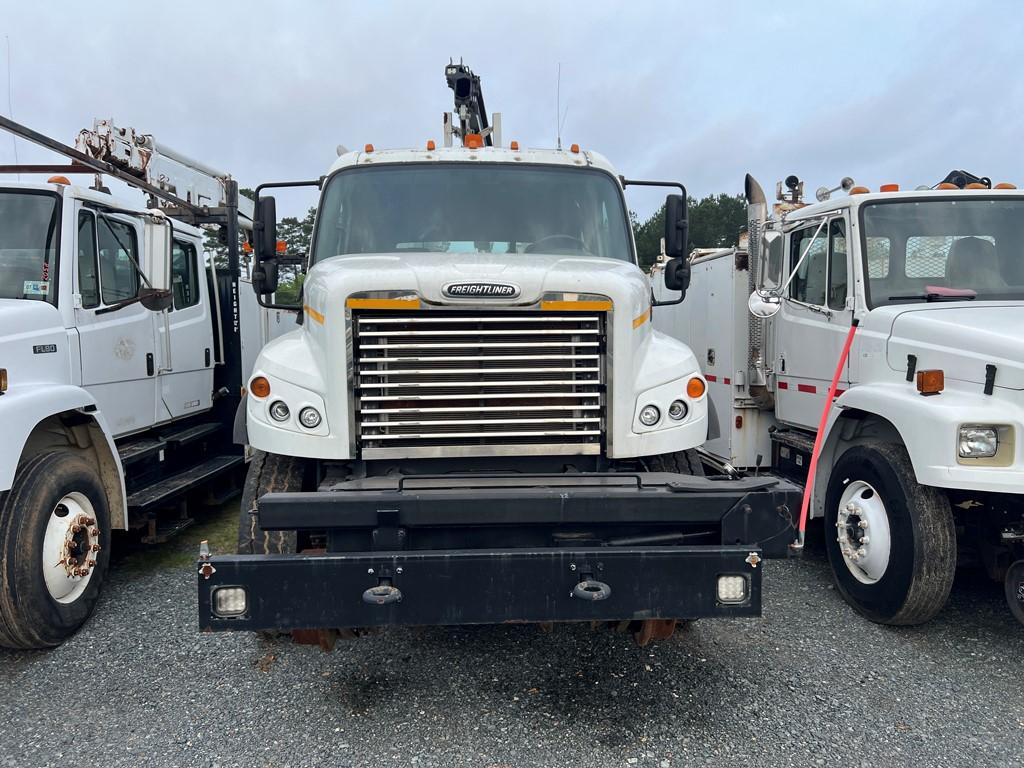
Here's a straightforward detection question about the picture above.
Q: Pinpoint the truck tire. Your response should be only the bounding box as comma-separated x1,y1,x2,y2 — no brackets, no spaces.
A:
824,442,956,626
0,451,111,649
647,449,705,477
237,450,310,555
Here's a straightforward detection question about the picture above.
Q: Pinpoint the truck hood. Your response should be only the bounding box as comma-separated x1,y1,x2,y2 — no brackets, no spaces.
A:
305,252,650,317
884,302,1024,391
0,298,71,386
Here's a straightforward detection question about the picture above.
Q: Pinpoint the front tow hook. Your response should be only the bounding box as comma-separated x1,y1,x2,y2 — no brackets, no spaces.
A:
363,578,403,606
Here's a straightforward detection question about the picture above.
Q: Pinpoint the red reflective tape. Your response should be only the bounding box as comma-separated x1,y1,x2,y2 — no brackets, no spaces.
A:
798,384,817,394
777,381,789,390
834,388,846,397
723,377,732,385
705,374,717,382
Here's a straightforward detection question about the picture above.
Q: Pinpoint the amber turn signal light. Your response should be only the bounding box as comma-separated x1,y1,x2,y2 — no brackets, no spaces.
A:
686,377,706,399
249,376,271,398
916,369,944,396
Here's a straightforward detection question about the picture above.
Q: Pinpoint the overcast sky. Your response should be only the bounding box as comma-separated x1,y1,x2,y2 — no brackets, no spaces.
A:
2,1,1023,218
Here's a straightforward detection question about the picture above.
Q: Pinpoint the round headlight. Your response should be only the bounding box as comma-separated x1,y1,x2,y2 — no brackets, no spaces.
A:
269,400,290,422
639,404,661,427
668,399,688,421
298,406,322,429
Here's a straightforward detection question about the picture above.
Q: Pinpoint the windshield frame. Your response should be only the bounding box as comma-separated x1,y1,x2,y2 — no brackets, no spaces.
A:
309,161,637,265
0,187,62,306
858,194,1024,309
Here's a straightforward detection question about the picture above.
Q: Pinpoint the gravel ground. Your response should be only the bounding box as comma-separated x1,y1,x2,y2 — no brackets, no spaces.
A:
1,507,1022,768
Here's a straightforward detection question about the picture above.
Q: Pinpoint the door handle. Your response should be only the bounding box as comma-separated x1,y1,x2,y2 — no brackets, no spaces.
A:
146,353,154,376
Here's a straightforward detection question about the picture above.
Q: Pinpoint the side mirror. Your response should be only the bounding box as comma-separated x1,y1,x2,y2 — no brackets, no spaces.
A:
664,256,690,296
664,194,688,259
759,230,784,291
253,196,279,296
140,214,173,311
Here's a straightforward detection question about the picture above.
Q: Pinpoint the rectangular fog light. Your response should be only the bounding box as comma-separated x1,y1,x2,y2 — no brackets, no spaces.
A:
717,575,748,604
212,586,248,617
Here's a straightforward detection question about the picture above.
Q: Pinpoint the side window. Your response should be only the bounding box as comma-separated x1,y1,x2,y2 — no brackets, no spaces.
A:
97,217,140,304
171,240,200,310
77,212,100,309
790,225,828,306
828,220,848,310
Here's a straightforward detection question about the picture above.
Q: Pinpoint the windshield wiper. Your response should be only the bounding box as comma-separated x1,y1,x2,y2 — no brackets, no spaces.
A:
887,292,977,303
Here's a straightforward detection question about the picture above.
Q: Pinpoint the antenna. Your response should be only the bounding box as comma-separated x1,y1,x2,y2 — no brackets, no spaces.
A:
4,36,18,180
556,63,562,151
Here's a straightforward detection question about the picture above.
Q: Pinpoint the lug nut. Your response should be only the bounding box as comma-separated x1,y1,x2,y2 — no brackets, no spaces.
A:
859,520,869,529
857,547,867,558
90,528,100,537
86,559,97,568
91,544,102,552
71,524,83,533
860,536,870,545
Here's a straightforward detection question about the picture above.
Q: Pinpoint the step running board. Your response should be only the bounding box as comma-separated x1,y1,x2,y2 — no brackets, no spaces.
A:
160,422,222,448
127,454,243,513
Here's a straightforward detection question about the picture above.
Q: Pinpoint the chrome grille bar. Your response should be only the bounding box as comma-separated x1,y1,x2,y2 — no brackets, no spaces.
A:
353,310,606,458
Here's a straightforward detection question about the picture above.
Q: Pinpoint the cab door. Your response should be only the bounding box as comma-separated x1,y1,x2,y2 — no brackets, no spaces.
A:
154,235,214,421
774,216,852,429
74,208,160,437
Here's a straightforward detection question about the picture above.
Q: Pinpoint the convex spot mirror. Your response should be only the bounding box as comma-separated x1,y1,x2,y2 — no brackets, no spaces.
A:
748,290,781,318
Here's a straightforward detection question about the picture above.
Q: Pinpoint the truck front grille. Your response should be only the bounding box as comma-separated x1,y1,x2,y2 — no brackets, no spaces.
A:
354,310,605,458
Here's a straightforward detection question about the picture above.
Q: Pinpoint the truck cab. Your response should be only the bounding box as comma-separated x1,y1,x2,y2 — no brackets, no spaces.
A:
664,174,1024,626
197,68,802,645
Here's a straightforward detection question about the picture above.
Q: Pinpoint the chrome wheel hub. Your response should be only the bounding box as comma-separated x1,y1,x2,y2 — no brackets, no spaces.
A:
42,493,100,603
836,480,891,584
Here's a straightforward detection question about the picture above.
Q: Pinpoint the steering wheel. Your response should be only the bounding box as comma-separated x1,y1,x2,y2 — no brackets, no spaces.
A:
525,235,588,254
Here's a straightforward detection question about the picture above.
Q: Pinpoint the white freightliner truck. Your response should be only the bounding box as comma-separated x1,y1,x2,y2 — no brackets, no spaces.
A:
197,64,801,647
654,172,1024,626
0,116,291,649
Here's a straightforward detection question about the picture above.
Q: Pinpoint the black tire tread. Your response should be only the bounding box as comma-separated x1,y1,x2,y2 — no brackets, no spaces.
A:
237,450,308,555
647,448,705,477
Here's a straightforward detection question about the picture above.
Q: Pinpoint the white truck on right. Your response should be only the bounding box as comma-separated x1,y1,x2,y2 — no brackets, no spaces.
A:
655,171,1024,626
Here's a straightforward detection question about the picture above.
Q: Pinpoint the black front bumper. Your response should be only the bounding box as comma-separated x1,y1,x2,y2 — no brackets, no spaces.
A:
198,472,800,632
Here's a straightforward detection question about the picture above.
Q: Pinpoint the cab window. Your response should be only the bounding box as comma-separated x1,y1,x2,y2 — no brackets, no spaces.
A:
77,211,100,309
828,220,848,310
790,225,828,306
97,216,139,304
171,239,200,310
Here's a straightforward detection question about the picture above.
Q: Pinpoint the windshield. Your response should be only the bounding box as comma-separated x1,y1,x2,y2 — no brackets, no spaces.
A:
312,164,633,262
861,198,1024,307
0,189,61,302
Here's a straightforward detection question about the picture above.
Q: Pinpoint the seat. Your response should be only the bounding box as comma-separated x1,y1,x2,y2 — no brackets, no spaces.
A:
946,236,1004,292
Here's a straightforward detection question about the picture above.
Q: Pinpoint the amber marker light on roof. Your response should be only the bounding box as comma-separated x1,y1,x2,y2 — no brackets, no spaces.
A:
47,175,71,185
994,182,1018,189
426,140,436,150
464,134,484,149
510,140,520,150
570,143,580,153
849,185,870,195
364,143,374,153
880,183,900,192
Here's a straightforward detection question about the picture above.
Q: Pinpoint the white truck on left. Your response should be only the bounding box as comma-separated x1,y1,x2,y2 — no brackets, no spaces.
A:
0,116,286,648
